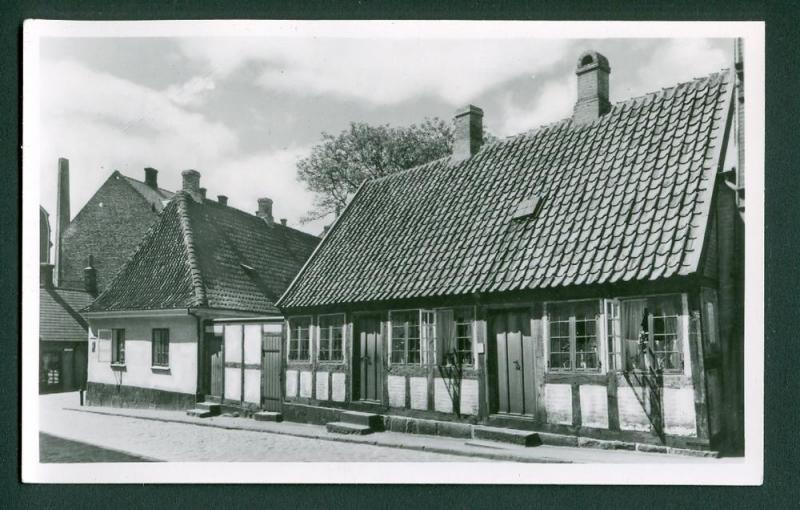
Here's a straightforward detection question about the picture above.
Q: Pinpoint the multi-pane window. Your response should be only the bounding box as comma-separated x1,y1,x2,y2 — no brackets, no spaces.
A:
453,308,474,366
318,314,345,362
288,317,311,361
391,310,421,364
112,329,125,364
151,328,169,367
547,301,599,371
606,299,623,371
619,294,683,372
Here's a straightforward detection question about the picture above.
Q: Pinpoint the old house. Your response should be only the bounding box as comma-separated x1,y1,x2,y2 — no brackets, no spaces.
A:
277,51,744,453
38,159,175,393
54,158,174,291
83,171,319,412
39,263,94,393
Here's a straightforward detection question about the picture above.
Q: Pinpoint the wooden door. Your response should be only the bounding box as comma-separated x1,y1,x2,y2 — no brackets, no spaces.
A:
61,349,75,392
261,324,283,412
355,315,382,402
490,309,536,416
205,336,224,398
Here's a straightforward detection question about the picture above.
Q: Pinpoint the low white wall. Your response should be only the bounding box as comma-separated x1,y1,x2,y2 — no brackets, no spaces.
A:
544,383,572,425
88,315,198,395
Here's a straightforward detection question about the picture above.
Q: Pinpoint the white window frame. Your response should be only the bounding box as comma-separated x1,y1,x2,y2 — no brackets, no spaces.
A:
388,309,423,366
317,313,346,364
543,299,603,373
287,315,313,363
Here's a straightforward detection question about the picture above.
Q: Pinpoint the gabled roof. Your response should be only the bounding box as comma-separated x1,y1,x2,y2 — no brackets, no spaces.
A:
86,192,320,314
279,70,734,309
119,173,174,212
40,287,93,342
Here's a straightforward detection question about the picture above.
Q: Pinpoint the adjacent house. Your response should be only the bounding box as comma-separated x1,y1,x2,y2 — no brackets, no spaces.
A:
39,263,94,393
83,171,319,411
277,51,744,453
38,159,175,393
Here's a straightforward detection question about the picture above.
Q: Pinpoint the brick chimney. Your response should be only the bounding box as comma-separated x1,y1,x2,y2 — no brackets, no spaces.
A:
144,167,158,188
217,195,228,206
40,263,54,289
199,187,207,200
280,218,287,226
54,158,70,286
573,51,611,126
257,197,273,225
452,105,483,162
83,255,97,297
181,169,202,202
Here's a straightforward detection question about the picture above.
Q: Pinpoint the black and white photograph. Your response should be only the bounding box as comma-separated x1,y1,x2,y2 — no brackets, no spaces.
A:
21,20,764,484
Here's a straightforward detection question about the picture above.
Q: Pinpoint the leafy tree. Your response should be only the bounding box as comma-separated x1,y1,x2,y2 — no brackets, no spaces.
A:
297,118,496,222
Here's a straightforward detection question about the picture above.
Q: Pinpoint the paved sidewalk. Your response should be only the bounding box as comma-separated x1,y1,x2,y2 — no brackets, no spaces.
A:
41,392,727,464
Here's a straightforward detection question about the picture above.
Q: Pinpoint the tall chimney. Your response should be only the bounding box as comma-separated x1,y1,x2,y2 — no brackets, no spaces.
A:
54,158,70,287
199,187,207,200
144,167,158,188
83,255,97,297
452,105,484,162
181,169,202,202
573,51,611,126
40,263,54,289
257,197,274,225
217,195,228,206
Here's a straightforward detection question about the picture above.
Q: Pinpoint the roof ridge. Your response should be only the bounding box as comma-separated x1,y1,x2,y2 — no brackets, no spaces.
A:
175,191,208,307
119,172,174,196
613,68,731,109
199,197,319,240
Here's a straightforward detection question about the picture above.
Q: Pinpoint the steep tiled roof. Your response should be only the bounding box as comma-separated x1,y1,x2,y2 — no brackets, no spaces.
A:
120,174,174,212
279,70,734,308
40,287,93,342
86,192,320,314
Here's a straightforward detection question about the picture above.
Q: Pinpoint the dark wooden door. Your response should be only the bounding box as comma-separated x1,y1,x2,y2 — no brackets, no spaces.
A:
205,337,224,398
355,315,382,402
261,327,283,412
62,349,75,391
490,309,536,416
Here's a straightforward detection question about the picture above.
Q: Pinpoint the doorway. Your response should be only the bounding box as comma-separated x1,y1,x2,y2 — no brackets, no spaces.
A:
488,309,536,416
353,315,383,402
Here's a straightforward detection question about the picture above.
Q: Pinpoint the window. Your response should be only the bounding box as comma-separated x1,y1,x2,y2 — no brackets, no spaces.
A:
151,328,169,367
606,299,623,371
547,301,599,371
620,294,683,372
452,308,474,366
391,310,421,364
111,329,125,364
318,314,345,362
288,317,311,361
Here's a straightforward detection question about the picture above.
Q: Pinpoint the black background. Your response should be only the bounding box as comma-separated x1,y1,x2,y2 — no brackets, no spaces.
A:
3,1,797,508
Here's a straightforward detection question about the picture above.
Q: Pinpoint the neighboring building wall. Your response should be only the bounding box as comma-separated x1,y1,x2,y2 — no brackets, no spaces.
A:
40,341,87,393
59,173,161,291
86,315,198,409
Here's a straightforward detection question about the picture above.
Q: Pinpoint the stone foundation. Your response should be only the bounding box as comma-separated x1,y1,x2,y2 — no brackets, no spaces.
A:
86,381,196,410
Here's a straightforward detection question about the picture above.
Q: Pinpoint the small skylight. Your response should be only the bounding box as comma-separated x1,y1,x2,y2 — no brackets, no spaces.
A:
239,262,255,272
512,194,543,221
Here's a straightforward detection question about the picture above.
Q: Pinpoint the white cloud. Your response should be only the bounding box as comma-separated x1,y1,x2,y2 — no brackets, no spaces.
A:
177,37,576,106
165,75,216,106
631,39,729,98
39,59,238,224
497,75,577,136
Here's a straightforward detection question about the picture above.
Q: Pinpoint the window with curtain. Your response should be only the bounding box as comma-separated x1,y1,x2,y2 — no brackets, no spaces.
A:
433,308,474,367
151,328,169,367
620,294,683,372
547,301,600,371
318,314,344,362
390,310,420,364
288,317,311,361
111,329,126,364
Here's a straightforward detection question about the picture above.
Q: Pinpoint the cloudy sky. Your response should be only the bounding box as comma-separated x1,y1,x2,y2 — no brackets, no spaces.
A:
38,30,733,235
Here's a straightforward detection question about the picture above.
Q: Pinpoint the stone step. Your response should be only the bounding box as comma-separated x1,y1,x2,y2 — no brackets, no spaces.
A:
463,439,513,450
472,426,541,447
253,411,283,422
186,409,214,418
339,411,382,429
326,421,374,435
196,402,221,414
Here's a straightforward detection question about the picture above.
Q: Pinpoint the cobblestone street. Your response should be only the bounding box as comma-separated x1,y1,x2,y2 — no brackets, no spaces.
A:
39,393,485,462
